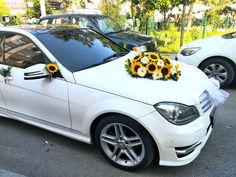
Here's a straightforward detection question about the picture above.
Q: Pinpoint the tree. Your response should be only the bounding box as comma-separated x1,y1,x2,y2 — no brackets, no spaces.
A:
99,0,123,22
131,0,184,30
26,0,52,18
56,0,72,11
177,0,196,47
202,0,235,30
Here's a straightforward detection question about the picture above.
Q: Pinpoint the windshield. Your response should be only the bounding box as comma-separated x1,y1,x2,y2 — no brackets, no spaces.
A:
222,31,236,39
91,16,124,34
36,28,127,72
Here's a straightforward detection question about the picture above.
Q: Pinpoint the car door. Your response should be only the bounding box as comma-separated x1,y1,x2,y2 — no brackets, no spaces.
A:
0,32,71,128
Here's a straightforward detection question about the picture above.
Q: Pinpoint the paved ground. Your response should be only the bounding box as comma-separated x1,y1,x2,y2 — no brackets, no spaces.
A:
0,85,236,177
0,169,27,177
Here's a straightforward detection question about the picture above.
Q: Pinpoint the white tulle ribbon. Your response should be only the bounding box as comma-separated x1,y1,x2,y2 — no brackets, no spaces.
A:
207,78,229,106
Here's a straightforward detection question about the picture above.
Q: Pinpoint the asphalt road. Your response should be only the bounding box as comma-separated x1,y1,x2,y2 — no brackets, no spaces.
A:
0,85,236,177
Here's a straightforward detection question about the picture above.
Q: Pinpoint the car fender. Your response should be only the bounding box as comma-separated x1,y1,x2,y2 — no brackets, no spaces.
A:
196,47,236,68
178,46,236,68
69,88,155,137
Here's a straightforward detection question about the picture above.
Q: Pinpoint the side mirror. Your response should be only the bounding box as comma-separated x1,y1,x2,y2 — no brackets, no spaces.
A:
24,64,49,80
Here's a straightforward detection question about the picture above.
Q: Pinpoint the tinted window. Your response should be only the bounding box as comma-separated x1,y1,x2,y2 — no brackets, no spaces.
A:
36,28,127,72
72,16,90,27
91,16,123,34
3,33,48,68
52,17,69,24
39,19,49,25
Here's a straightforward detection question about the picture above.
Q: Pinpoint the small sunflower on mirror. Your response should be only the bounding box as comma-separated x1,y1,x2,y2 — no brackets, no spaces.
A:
46,62,59,78
125,52,181,81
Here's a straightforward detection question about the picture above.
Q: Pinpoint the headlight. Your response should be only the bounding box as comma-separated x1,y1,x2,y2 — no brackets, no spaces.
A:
133,45,147,52
180,47,201,56
154,102,200,125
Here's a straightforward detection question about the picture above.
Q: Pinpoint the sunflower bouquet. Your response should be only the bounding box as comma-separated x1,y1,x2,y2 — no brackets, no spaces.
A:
125,52,181,81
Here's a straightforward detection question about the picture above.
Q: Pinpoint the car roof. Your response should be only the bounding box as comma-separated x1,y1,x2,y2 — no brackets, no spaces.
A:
39,13,106,20
0,25,89,35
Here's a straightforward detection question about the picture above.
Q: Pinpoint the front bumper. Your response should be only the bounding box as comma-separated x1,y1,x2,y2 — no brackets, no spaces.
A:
139,106,216,166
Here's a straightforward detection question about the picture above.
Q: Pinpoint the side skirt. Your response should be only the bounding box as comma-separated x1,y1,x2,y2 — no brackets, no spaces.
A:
0,107,92,144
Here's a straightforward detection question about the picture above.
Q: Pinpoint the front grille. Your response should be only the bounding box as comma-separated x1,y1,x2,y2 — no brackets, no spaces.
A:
200,91,213,113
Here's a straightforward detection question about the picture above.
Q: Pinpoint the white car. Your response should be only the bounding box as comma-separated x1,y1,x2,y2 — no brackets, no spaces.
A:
176,31,236,87
0,26,217,171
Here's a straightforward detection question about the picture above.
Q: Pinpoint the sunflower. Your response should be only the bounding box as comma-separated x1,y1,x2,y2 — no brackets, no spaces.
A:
146,62,159,74
46,63,59,74
133,53,142,61
130,61,143,75
164,58,171,65
148,52,160,61
160,65,171,79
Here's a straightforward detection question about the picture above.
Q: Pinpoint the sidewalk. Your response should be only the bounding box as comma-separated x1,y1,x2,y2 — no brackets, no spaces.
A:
0,169,27,177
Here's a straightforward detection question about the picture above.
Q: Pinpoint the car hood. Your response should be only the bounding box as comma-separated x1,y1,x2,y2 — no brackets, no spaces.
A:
73,52,210,105
107,31,153,45
183,35,226,49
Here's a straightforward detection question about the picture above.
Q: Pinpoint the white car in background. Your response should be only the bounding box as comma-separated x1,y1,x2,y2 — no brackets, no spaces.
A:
0,26,218,171
176,31,236,87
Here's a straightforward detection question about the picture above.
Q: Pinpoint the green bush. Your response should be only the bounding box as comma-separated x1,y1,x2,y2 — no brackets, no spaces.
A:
9,15,24,25
27,0,52,18
150,27,230,53
190,26,200,41
209,15,224,31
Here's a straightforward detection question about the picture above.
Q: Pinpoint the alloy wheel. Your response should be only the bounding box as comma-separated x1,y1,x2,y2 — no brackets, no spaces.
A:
100,123,145,167
203,63,227,84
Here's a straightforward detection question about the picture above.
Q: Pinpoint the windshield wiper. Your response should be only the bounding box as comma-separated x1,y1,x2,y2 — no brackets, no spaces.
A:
103,51,129,62
102,53,119,62
80,52,129,71
80,53,118,71
105,29,125,35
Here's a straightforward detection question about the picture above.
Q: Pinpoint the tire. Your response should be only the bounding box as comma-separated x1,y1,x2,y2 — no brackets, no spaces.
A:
95,115,155,171
199,57,235,88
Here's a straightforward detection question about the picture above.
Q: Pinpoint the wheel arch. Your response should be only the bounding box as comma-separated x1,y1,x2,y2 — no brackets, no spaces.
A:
198,55,236,72
90,112,160,161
